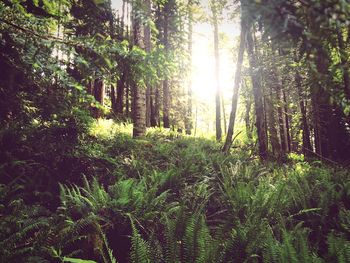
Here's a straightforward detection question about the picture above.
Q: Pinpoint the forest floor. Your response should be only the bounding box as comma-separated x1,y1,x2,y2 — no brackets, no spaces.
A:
1,119,350,263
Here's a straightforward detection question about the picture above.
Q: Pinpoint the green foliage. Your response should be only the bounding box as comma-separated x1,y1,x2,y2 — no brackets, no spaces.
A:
63,258,97,263
1,119,350,262
1,0,350,262
327,233,350,263
129,216,152,263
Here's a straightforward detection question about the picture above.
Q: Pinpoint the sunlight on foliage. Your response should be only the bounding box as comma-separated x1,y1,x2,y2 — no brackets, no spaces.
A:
89,119,133,139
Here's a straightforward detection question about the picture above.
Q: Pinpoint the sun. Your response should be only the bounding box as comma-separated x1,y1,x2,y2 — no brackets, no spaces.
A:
191,34,216,103
190,20,239,133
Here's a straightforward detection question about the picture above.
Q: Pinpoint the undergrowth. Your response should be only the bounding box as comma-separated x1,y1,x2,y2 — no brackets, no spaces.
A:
0,119,349,262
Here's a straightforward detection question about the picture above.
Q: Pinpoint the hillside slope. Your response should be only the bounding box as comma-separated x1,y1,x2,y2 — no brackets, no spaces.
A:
1,121,350,263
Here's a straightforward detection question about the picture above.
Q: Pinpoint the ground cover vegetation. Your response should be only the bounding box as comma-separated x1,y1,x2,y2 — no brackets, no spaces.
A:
0,0,350,262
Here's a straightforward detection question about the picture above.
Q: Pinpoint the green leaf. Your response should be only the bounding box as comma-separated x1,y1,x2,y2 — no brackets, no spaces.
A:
63,257,97,263
104,57,113,69
92,0,106,5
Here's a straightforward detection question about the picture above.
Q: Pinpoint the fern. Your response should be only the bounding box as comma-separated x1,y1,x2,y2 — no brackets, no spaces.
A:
164,215,181,263
262,227,322,263
129,215,151,263
96,226,118,263
183,214,200,262
327,233,350,263
60,176,110,216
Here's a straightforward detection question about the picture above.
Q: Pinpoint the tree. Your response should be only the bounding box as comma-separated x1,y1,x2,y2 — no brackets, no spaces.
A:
295,63,312,157
185,0,194,135
162,0,172,129
210,0,223,141
222,1,247,152
145,0,152,127
132,0,147,138
246,26,268,160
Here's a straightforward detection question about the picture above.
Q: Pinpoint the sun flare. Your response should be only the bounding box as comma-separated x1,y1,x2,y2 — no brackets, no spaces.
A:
190,18,240,133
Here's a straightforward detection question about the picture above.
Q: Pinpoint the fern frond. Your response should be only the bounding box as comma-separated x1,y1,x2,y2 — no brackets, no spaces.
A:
129,215,151,263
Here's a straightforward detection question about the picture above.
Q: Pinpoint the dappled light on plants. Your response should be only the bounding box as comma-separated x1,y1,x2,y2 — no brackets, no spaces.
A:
1,0,350,262
89,119,133,139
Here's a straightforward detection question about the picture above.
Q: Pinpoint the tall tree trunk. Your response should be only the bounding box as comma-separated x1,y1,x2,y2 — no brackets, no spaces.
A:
163,79,170,128
246,28,268,159
121,0,126,36
99,1,115,118
92,78,105,118
307,14,348,161
155,85,161,126
222,8,247,152
185,0,193,135
150,84,160,127
145,0,152,127
311,47,332,158
266,85,282,158
245,100,253,140
150,87,156,126
132,1,146,137
212,3,222,141
296,71,312,157
283,90,291,152
146,87,151,127
242,79,253,140
108,0,116,39
276,79,288,154
152,3,162,128
111,85,117,114
110,0,124,116
125,83,130,117
116,73,126,114
87,80,93,96
264,47,281,158
221,93,227,134
162,1,171,128
263,96,269,147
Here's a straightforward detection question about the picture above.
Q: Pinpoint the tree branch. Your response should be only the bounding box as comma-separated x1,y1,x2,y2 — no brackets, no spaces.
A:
0,18,74,45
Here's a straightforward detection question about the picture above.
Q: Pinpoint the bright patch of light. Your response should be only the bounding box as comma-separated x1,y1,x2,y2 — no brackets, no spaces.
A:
191,16,240,133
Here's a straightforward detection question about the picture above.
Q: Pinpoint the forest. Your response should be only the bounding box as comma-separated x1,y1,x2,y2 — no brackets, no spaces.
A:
0,0,350,262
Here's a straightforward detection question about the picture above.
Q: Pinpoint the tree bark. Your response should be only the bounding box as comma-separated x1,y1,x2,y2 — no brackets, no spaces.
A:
111,84,117,114
116,72,126,114
296,71,312,157
282,90,291,152
125,83,130,117
121,0,126,36
212,3,222,141
266,85,282,158
132,1,146,137
276,78,288,154
185,0,193,135
152,3,163,128
145,0,152,127
92,78,105,118
162,1,171,128
246,29,268,159
163,79,170,128
221,93,227,134
150,84,160,127
307,14,349,161
311,47,332,158
222,8,247,152
242,79,253,140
